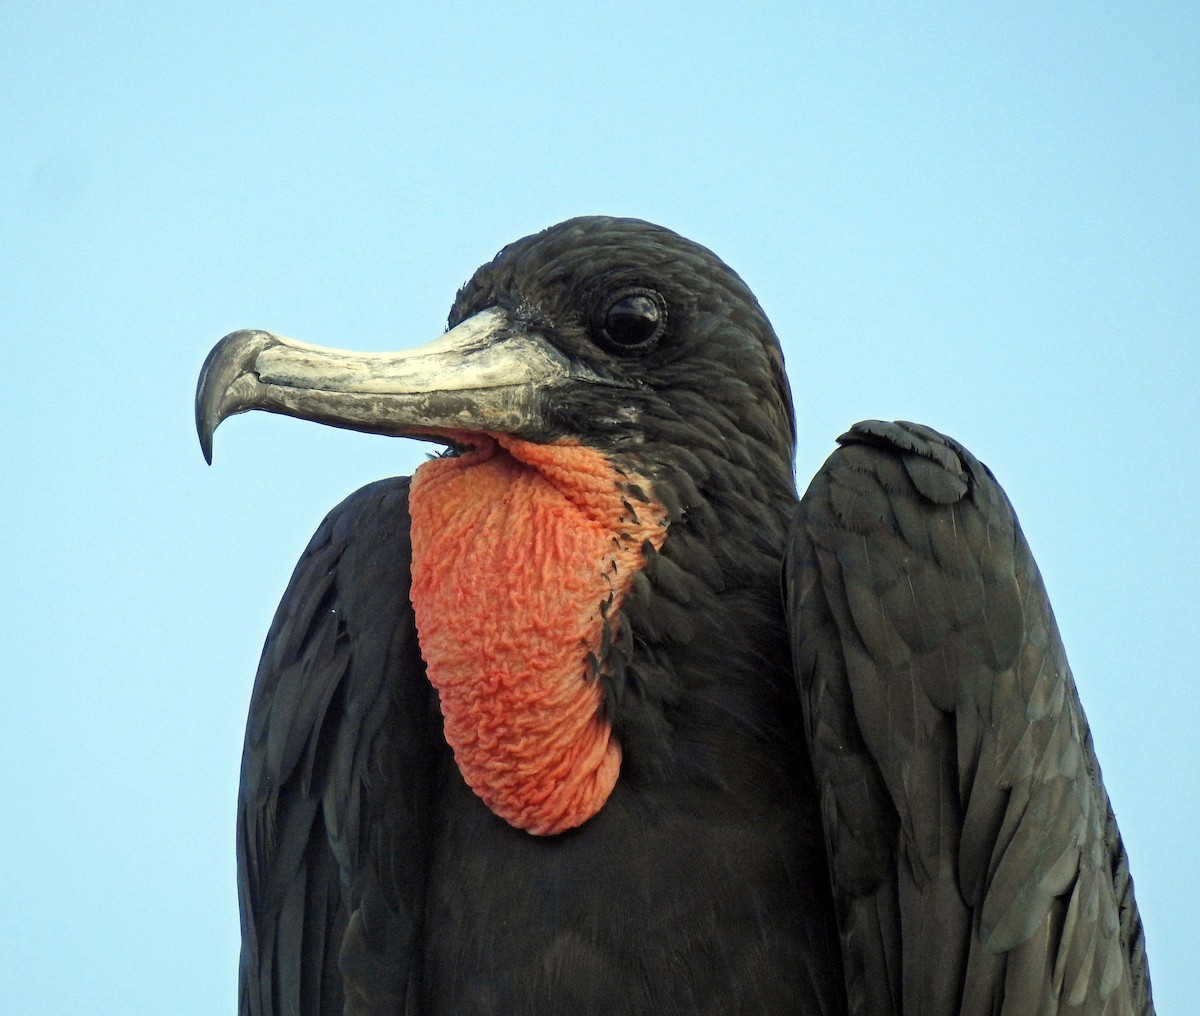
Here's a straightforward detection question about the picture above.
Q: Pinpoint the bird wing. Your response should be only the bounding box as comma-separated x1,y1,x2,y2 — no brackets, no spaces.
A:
237,476,441,1016
785,420,1153,1016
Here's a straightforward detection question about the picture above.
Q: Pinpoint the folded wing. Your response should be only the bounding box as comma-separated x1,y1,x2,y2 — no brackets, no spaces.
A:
786,420,1153,1016
237,477,441,1016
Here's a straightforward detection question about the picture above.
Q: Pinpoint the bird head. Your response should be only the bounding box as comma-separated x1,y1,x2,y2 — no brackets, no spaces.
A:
196,216,797,526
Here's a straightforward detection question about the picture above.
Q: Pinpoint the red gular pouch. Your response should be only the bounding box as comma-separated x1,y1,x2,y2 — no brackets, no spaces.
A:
408,433,668,835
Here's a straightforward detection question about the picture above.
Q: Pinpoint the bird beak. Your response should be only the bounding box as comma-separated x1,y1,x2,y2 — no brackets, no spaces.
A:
195,308,581,463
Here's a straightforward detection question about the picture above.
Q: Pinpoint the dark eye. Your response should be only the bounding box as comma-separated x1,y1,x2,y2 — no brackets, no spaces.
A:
600,288,667,350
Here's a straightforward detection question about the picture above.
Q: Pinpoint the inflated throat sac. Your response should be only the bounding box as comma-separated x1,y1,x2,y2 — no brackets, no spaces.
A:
408,434,667,835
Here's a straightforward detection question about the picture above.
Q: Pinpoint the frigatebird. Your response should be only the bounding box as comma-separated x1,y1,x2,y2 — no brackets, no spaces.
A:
196,216,1153,1015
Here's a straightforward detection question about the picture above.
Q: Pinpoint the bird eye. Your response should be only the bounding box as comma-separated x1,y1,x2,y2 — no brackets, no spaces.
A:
600,289,667,350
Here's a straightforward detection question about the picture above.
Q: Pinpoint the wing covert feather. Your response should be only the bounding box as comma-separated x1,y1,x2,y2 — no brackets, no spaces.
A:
237,477,440,1016
786,420,1152,1016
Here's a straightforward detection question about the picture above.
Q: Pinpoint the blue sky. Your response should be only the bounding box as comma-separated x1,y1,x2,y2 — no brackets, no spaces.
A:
3,4,1196,1012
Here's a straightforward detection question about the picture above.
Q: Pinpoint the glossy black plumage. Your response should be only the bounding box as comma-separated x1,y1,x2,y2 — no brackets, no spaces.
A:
203,217,1153,1015
788,420,1152,1015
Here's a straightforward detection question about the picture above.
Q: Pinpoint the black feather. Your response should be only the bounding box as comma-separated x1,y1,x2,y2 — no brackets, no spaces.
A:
787,420,1153,1016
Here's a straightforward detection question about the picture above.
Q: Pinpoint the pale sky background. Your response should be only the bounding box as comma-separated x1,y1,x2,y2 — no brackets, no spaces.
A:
3,4,1196,1013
